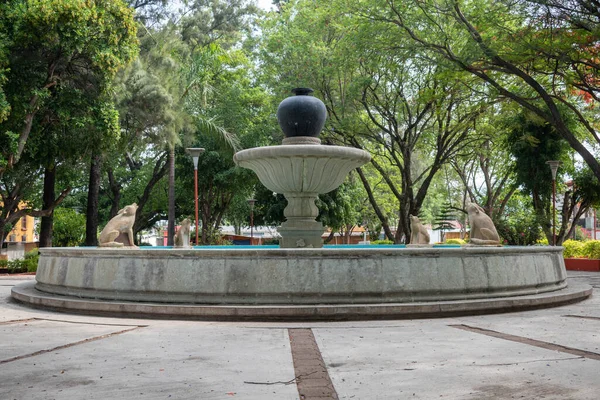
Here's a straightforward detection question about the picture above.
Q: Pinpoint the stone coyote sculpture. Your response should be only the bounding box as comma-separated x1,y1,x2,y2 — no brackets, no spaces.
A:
173,218,191,248
98,203,138,247
409,215,430,244
466,203,501,245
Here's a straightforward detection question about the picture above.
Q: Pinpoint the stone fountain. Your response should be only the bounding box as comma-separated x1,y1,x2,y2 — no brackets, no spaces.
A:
10,89,591,320
234,88,370,248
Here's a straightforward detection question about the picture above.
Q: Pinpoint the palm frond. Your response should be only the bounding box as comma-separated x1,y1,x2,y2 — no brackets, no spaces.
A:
196,116,240,152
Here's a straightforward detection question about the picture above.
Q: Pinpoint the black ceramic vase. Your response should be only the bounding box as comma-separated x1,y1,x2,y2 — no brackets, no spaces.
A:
276,88,327,138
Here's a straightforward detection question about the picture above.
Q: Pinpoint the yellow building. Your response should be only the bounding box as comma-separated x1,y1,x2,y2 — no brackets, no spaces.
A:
6,213,36,243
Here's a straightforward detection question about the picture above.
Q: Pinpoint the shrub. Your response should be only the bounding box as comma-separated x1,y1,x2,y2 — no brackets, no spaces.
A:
494,218,541,246
582,240,600,259
572,226,590,241
6,259,27,273
24,249,39,272
372,239,394,245
0,249,39,273
53,208,86,247
537,237,549,245
562,240,585,258
445,238,466,245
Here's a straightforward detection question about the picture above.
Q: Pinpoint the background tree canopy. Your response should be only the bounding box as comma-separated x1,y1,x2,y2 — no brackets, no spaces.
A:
2,0,600,247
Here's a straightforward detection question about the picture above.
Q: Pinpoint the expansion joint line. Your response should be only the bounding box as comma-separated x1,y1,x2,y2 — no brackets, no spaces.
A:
0,326,143,364
563,314,600,322
288,328,339,400
0,318,36,325
450,324,600,361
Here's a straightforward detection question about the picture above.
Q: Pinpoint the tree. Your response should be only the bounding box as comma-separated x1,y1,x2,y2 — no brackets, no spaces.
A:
179,0,259,51
347,63,487,243
127,0,169,24
32,92,120,247
110,27,190,245
359,0,600,184
258,0,490,243
433,201,457,243
506,110,590,245
0,0,138,248
0,0,137,175
317,176,366,244
450,107,519,220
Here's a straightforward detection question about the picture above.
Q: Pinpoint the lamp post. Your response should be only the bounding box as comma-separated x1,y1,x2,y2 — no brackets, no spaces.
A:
594,209,597,240
186,148,205,246
248,198,256,245
546,160,561,246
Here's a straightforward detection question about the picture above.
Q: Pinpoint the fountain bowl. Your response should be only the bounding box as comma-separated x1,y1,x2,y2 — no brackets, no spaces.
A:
233,144,371,195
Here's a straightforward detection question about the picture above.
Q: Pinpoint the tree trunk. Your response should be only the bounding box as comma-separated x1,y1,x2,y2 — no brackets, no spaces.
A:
167,146,175,246
355,167,394,241
323,229,335,244
132,152,168,237
39,165,56,247
107,167,121,219
0,221,7,250
85,153,102,246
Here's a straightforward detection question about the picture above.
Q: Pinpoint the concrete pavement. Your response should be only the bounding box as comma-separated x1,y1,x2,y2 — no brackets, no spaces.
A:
1,272,599,399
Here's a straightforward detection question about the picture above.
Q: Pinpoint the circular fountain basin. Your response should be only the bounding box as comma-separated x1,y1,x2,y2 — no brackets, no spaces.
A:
30,246,569,304
10,245,592,320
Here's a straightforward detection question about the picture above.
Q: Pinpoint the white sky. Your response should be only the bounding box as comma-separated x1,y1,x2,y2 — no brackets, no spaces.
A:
255,0,275,10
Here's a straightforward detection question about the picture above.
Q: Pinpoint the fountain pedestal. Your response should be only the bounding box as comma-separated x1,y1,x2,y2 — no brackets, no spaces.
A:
279,192,323,247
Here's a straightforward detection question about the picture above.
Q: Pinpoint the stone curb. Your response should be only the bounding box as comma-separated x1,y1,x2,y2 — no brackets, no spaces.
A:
10,281,592,321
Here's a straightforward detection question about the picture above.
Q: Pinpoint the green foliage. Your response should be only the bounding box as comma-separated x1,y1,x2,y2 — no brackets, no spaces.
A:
23,248,38,272
445,238,466,245
0,0,139,248
252,184,286,226
179,0,258,50
582,241,600,260
53,208,86,247
0,0,138,165
317,178,366,232
371,240,394,245
0,249,38,272
433,201,457,234
352,0,600,184
494,217,542,246
258,0,491,244
493,192,542,246
562,240,585,258
367,223,382,242
4,0,138,76
507,111,571,203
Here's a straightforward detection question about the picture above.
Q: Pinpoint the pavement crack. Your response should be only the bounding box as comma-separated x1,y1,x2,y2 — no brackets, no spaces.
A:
0,326,143,364
450,324,600,361
244,371,317,386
